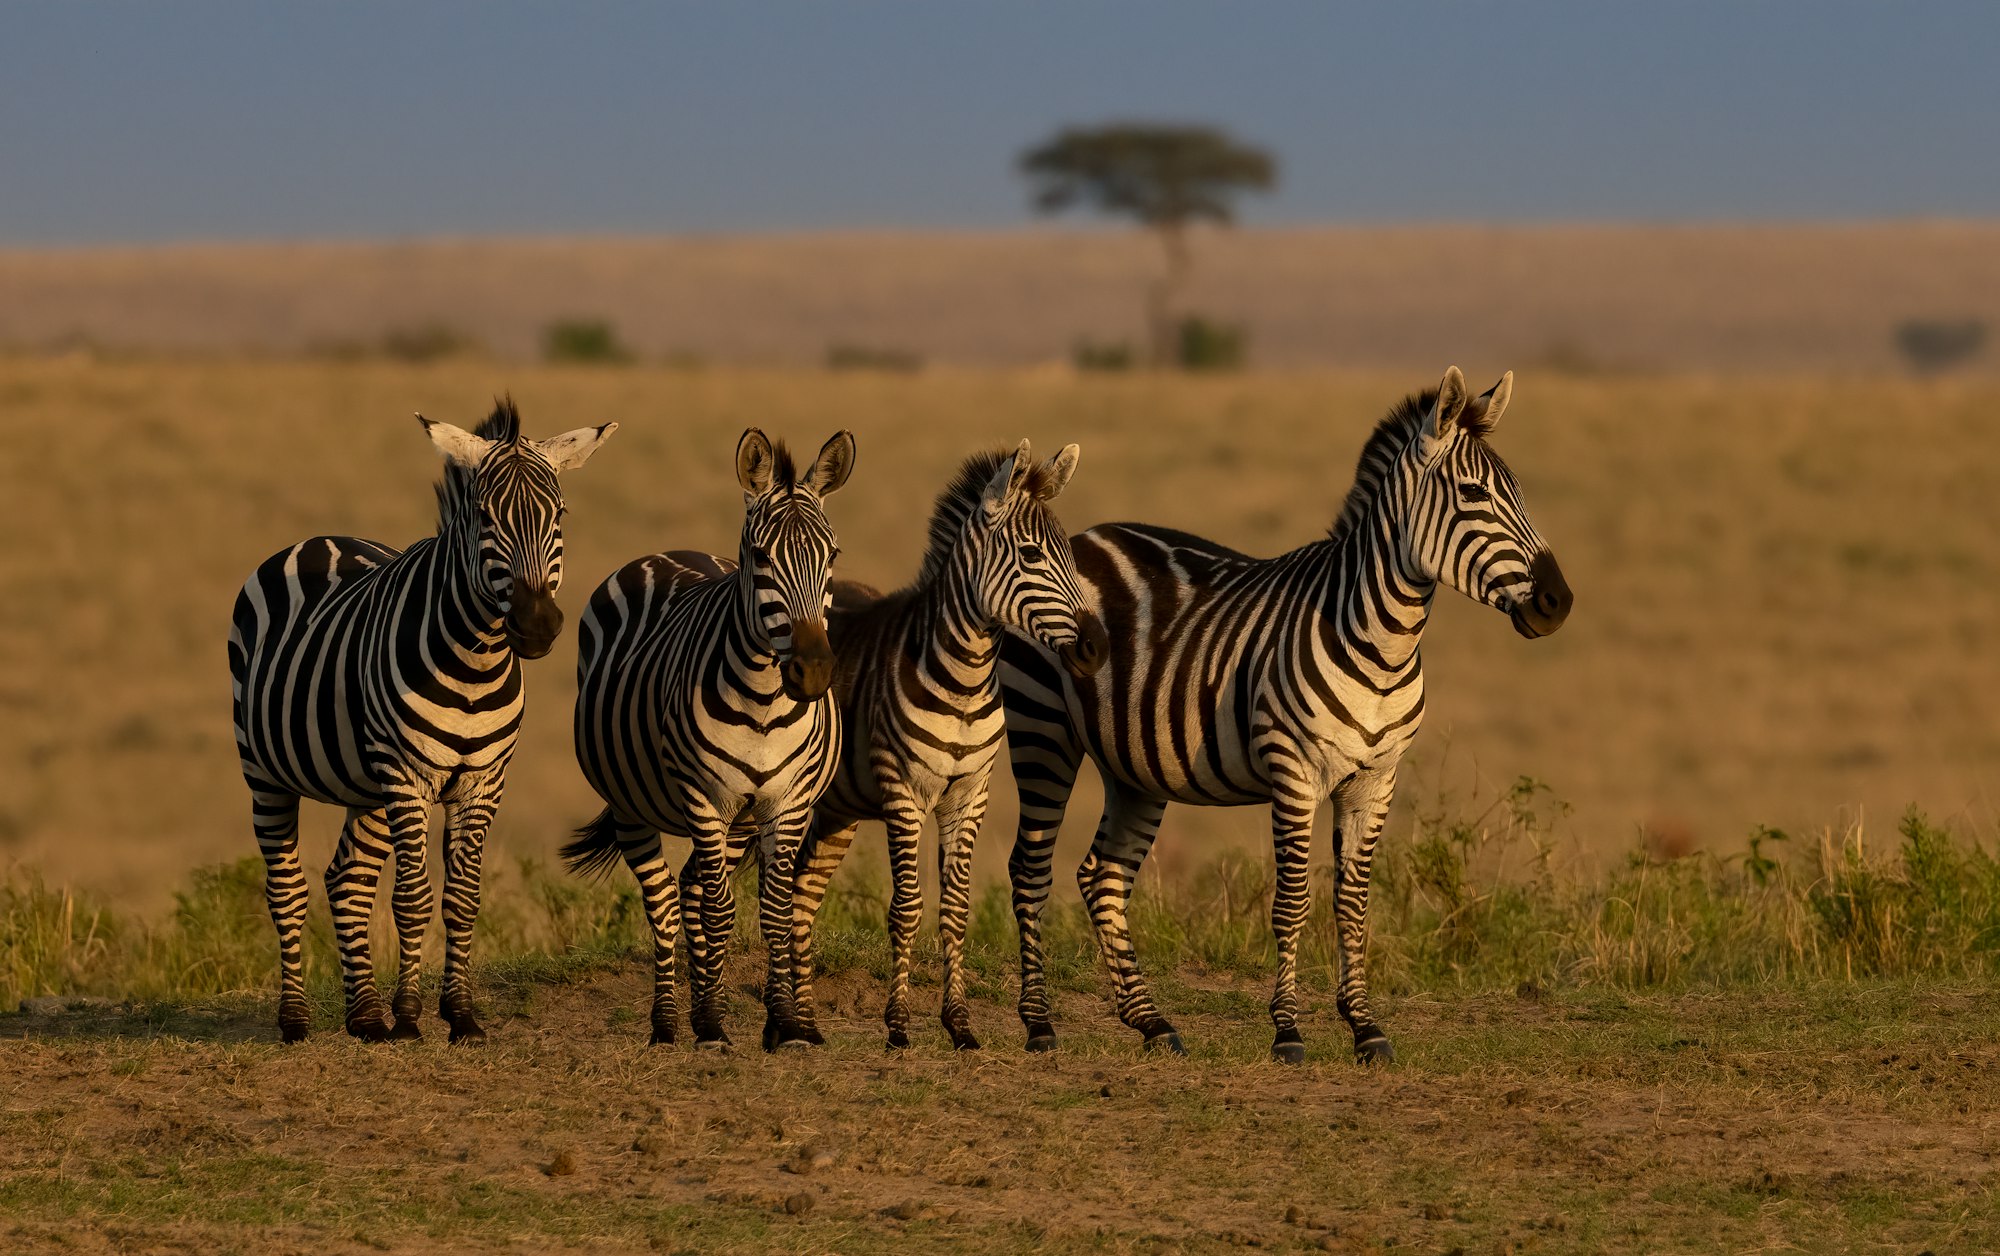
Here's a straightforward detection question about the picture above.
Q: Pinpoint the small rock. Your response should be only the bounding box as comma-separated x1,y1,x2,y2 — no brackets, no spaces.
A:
1099,1084,1115,1098
18,997,65,1016
632,1132,671,1157
883,1201,923,1221
783,1143,838,1175
543,1150,577,1177
1420,1202,1447,1221
783,1193,814,1216
1284,1206,1303,1225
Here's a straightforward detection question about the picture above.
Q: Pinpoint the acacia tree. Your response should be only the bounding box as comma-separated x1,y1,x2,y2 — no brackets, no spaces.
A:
1019,123,1276,367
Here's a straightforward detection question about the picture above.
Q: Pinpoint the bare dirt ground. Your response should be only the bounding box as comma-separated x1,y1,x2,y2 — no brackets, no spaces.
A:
3,962,1996,1254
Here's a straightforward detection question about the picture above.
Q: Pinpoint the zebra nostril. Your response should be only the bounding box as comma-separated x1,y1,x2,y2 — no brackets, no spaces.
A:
1536,589,1560,615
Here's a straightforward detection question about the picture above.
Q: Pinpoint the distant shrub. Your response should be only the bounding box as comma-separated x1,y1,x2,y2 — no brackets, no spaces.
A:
543,319,633,365
379,323,481,363
1894,318,1986,374
1177,315,1246,371
1072,338,1135,372
826,344,923,373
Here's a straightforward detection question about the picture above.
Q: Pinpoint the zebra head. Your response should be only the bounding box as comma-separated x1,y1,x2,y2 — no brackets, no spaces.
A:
422,401,619,659
735,427,857,701
1404,367,1572,639
965,440,1108,678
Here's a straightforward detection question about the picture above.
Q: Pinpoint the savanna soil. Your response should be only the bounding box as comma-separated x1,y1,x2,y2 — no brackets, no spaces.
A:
2,963,1996,1255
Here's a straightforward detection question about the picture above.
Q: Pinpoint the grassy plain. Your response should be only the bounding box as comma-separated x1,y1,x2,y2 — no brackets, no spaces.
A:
3,357,1997,905
4,354,1999,1251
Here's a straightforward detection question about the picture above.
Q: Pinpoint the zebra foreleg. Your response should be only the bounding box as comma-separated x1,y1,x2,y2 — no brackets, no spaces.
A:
934,780,991,1051
683,819,739,1049
788,814,860,1046
1078,789,1182,1053
438,796,496,1044
756,807,814,1052
248,783,310,1043
880,803,926,1050
387,820,435,1041
1267,781,1319,1064
325,806,398,1041
1331,770,1397,1065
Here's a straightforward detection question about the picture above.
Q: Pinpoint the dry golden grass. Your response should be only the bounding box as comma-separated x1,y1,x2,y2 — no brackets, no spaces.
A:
4,222,2000,372
3,358,1996,912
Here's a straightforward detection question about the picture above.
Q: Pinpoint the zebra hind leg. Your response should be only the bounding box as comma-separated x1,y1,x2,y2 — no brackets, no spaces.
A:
1002,665,1085,1053
1077,789,1183,1054
755,809,814,1053
249,784,311,1043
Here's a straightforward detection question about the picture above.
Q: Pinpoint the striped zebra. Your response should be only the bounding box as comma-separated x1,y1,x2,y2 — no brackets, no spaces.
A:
1001,368,1573,1064
563,429,855,1050
228,399,617,1043
784,442,1109,1051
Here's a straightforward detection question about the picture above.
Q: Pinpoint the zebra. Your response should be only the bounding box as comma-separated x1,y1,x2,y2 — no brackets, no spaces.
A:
228,398,617,1043
782,441,1109,1051
1000,367,1573,1064
563,428,855,1050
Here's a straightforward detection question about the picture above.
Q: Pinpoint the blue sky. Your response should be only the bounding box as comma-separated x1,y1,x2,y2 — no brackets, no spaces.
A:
3,2,1995,244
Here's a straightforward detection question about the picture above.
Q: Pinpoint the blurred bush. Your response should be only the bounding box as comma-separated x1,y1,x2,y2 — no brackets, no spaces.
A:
1072,338,1135,372
379,323,483,363
1177,315,1246,371
1894,318,1986,374
543,319,634,365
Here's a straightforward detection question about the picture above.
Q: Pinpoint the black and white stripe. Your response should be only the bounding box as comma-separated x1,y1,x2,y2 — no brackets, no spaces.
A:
1000,368,1573,1062
785,441,1108,1050
228,399,615,1043
564,428,855,1050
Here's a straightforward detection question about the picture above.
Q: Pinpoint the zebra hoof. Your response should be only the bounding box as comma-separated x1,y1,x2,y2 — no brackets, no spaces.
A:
949,1030,983,1052
447,1021,486,1046
885,1029,911,1051
389,1017,423,1042
1270,1031,1306,1066
279,1021,310,1045
1354,1035,1396,1066
1024,1023,1058,1053
1143,1031,1189,1057
763,1019,812,1052
345,1017,393,1044
695,1036,732,1053
800,1026,826,1047
649,1026,678,1047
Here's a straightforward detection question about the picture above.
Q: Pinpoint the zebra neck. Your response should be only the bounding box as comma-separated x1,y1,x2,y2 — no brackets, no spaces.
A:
916,563,1000,674
1321,518,1434,673
729,567,781,666
432,519,509,643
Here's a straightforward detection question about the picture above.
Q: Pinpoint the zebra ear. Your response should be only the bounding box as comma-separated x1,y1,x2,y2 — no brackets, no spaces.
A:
1419,366,1470,454
806,430,857,497
419,415,496,470
983,439,1034,517
1037,443,1081,500
1464,371,1512,437
535,423,619,473
736,428,776,497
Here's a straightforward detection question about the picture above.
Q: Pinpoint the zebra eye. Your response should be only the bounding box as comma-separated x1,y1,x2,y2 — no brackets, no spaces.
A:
1459,482,1491,503
1018,543,1046,565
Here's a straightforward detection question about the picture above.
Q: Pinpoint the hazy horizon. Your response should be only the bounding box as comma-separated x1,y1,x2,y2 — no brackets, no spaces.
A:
5,3,1997,246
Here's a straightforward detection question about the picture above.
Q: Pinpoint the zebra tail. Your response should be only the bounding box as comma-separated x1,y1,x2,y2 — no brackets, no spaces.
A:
560,809,626,881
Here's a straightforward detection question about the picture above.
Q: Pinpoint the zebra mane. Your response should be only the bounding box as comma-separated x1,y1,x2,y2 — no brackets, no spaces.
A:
434,397,523,530
767,441,800,492
912,448,1059,587
1328,388,1437,541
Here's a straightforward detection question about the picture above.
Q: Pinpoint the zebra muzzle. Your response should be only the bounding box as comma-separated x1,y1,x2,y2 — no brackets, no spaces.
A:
781,620,835,702
1059,609,1110,679
505,591,565,659
1508,551,1573,640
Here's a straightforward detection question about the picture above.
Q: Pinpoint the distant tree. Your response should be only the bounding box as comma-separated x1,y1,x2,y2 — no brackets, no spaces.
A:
1019,123,1276,367
1894,318,1986,374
